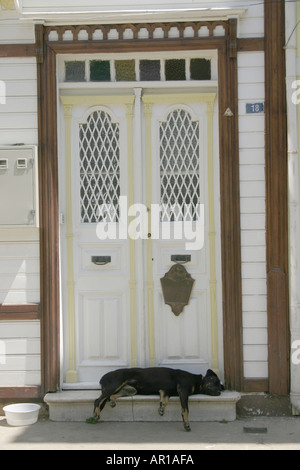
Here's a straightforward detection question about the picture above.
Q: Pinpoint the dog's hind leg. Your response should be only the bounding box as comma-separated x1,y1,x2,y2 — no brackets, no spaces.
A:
177,385,191,432
159,390,169,416
110,385,137,408
93,392,111,420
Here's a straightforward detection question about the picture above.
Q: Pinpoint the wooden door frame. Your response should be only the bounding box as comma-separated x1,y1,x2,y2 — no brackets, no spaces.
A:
36,19,244,394
34,7,288,395
265,0,289,395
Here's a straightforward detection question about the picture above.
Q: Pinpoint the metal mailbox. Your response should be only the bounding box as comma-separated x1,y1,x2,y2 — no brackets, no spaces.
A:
0,146,39,227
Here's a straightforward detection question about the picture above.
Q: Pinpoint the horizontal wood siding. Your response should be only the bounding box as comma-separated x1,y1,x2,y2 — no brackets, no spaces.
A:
0,21,35,45
0,320,41,386
0,57,38,145
238,51,268,381
0,242,40,304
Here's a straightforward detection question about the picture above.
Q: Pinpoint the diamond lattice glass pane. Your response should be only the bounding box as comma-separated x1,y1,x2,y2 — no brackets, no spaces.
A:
79,110,120,223
160,109,200,222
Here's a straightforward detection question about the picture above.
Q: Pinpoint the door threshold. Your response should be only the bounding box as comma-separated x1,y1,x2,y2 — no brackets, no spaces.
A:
45,390,241,423
63,382,101,391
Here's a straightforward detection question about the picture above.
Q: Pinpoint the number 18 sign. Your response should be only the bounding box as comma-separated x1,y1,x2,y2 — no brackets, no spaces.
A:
246,103,264,114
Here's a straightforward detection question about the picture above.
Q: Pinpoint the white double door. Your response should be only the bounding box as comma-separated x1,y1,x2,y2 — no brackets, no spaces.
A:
60,90,222,387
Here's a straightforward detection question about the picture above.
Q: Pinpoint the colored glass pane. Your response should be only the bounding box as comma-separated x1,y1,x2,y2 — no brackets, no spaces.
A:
140,60,161,81
115,60,136,81
65,61,86,82
165,59,186,81
90,60,111,82
190,59,211,80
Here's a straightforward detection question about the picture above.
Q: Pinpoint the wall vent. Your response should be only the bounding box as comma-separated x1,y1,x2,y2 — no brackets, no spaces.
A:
0,159,8,170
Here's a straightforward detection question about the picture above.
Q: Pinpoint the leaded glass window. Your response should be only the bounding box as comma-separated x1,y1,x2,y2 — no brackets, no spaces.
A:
165,59,186,81
90,60,111,82
65,61,86,82
190,59,211,80
140,60,161,81
79,110,120,223
115,60,136,81
65,57,212,83
160,109,200,222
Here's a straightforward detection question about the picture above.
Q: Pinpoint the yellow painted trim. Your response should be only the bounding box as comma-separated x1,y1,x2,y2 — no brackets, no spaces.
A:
143,93,217,107
143,101,156,366
206,96,219,376
0,0,15,10
126,102,138,367
63,103,78,384
61,95,135,107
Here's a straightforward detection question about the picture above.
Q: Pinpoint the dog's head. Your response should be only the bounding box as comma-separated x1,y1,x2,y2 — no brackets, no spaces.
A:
200,369,224,396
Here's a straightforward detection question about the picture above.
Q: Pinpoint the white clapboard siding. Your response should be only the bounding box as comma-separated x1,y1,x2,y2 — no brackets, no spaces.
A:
0,321,41,386
0,49,40,392
20,0,264,38
0,21,35,44
0,242,40,304
0,58,38,145
238,51,268,380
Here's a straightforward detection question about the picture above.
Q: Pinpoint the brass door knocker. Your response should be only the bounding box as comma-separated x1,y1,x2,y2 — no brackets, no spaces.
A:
160,263,195,316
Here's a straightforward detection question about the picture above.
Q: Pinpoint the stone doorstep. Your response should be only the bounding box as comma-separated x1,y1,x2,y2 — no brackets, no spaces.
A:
44,391,241,423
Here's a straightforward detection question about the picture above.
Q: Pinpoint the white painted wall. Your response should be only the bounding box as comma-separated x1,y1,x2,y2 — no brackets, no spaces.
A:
0,321,41,386
0,57,39,301
0,56,40,387
238,51,267,379
0,58,37,144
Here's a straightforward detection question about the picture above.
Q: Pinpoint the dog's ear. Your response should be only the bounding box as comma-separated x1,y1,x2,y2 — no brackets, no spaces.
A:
205,369,217,378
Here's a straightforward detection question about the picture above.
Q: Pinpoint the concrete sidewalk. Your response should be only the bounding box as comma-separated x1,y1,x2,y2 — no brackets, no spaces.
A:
1,416,300,450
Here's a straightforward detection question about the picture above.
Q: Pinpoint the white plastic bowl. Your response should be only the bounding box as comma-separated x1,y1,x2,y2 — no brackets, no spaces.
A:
3,403,40,427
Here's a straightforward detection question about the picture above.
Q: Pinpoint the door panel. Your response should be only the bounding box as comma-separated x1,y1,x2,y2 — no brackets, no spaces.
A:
61,97,135,386
144,94,218,375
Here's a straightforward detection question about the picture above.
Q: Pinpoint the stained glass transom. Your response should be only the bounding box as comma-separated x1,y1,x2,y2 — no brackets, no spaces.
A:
165,59,186,81
79,110,120,223
90,60,111,82
160,109,200,222
65,58,211,83
140,60,161,81
115,60,136,81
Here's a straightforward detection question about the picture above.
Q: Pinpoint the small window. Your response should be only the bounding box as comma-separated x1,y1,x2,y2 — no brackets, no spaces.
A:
190,59,211,80
165,59,186,81
90,60,111,82
140,60,161,81
64,57,212,83
65,61,86,82
115,60,136,82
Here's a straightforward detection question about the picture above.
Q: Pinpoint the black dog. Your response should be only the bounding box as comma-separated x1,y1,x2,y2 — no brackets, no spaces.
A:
94,367,224,431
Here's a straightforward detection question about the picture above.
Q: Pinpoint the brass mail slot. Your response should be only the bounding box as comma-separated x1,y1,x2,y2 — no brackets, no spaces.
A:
171,254,191,264
91,256,111,266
